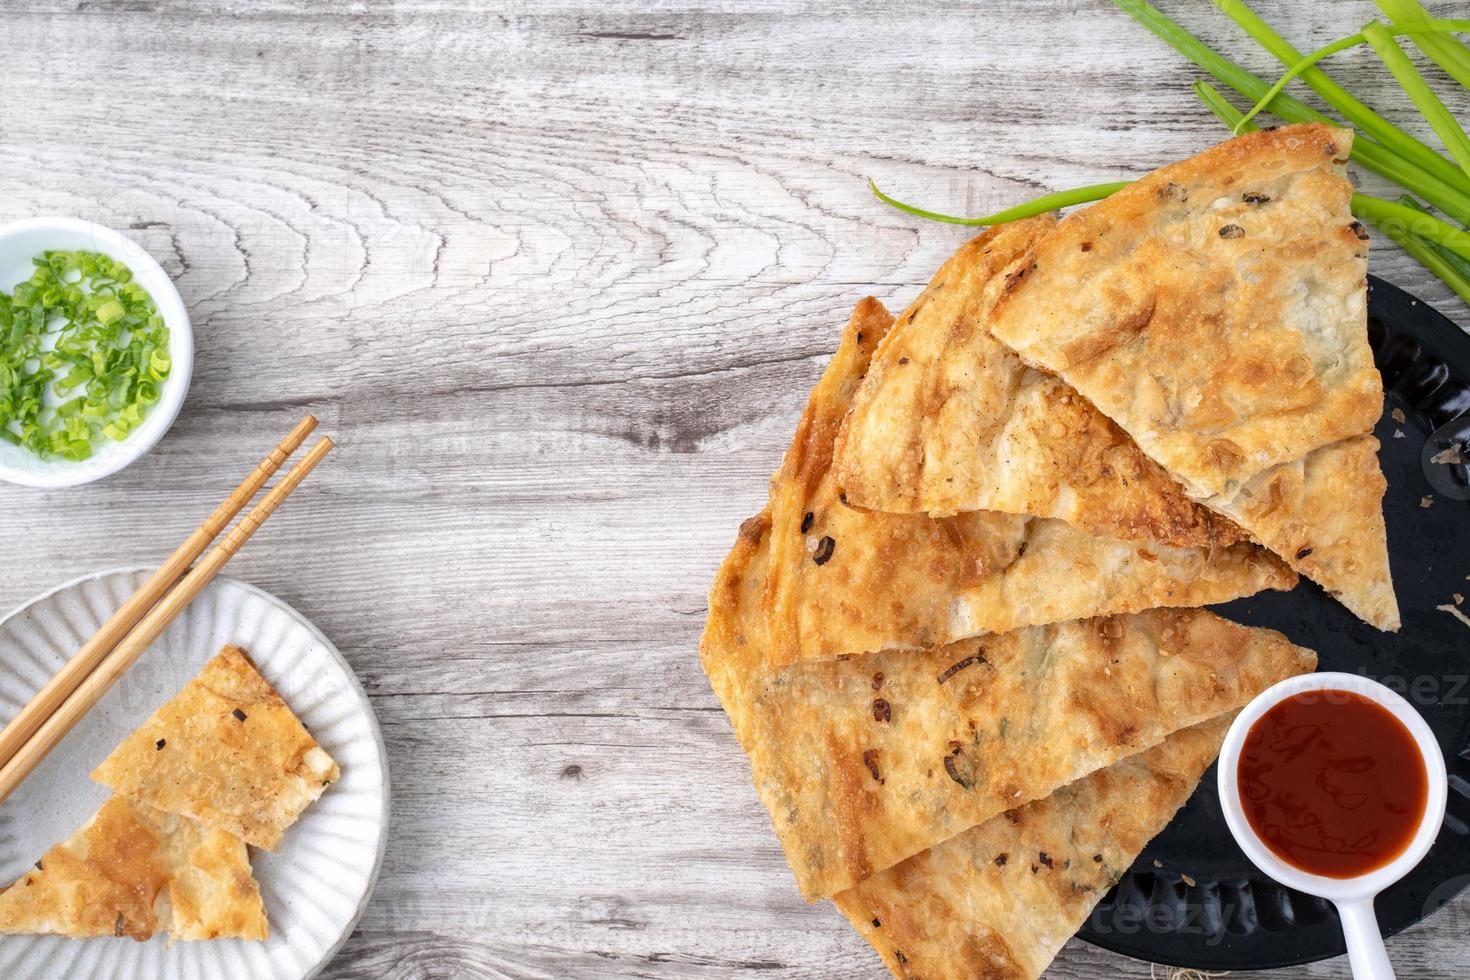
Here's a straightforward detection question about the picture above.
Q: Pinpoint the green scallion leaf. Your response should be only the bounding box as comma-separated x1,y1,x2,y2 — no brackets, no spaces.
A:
868,179,1128,227
1194,81,1258,134
1233,21,1470,135
1119,0,1470,226
1362,20,1470,183
1361,209,1470,308
1354,192,1470,265
1377,0,1470,90
1396,195,1470,283
1215,0,1469,185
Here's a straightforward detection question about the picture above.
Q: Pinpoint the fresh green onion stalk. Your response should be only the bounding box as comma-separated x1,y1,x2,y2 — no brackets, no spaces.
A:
1228,17,1470,154
1213,0,1468,183
1378,0,1470,90
1361,20,1470,182
1399,195,1470,280
868,1,1470,318
868,180,1128,227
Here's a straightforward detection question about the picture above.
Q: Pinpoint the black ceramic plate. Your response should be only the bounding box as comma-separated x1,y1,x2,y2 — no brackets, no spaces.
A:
1078,275,1470,971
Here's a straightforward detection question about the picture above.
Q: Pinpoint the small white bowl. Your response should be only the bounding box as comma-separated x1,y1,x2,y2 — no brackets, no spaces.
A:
0,217,193,488
1218,672,1448,980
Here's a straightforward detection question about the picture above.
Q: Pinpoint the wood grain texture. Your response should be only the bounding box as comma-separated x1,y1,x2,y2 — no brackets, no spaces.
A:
1,0,1467,976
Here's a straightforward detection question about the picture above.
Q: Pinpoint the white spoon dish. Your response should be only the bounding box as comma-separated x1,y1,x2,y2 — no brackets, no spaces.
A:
1218,672,1448,980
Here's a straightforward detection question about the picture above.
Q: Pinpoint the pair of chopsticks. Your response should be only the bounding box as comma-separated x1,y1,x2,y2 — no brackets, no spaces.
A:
0,416,333,807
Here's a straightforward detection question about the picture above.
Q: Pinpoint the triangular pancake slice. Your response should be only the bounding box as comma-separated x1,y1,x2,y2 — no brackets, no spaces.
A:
985,124,1396,629
702,498,1316,899
760,293,1294,667
1209,435,1396,629
0,795,267,942
92,646,340,850
834,717,1229,980
988,124,1379,490
834,218,1239,549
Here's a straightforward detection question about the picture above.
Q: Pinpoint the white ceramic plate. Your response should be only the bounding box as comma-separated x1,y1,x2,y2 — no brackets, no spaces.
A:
0,218,194,488
0,569,389,979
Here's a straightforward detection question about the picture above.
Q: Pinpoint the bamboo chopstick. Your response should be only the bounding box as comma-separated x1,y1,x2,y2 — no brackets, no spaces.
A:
0,435,334,808
0,414,318,775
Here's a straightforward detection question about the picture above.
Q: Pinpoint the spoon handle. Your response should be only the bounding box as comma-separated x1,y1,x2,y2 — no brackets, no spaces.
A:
1337,897,1396,980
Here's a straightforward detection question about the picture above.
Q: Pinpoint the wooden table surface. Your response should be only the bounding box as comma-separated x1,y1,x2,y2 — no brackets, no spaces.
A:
4,1,1469,977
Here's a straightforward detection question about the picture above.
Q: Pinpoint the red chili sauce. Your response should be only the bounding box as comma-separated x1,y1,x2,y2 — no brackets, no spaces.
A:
1238,690,1428,879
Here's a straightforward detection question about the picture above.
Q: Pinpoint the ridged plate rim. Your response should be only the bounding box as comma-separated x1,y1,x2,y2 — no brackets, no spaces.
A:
0,567,390,979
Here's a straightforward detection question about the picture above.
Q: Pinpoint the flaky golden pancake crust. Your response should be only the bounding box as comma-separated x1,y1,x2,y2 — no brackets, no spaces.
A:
1205,434,1397,629
760,292,1293,666
834,218,1238,548
988,125,1377,490
702,497,1316,899
833,719,1231,980
92,646,340,851
985,125,1396,629
0,796,266,942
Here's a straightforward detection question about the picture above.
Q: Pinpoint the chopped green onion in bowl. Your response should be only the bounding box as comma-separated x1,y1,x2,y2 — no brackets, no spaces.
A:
0,250,171,462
